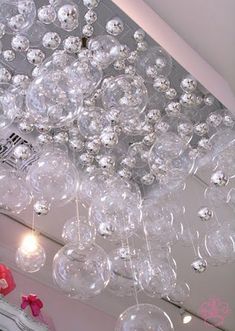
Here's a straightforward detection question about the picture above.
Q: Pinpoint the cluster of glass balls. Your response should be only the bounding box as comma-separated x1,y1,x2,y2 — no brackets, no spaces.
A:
0,0,234,330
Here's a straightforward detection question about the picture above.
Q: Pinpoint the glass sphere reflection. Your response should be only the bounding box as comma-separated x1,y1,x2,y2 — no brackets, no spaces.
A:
53,243,111,299
115,304,174,331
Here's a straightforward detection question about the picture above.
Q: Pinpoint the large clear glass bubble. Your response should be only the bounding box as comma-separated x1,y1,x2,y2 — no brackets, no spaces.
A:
115,303,174,331
36,51,75,76
16,234,46,273
88,35,120,69
77,106,110,138
167,281,190,304
142,202,177,246
53,243,111,299
0,0,36,34
0,168,31,213
108,247,141,297
102,75,148,113
66,56,103,97
62,215,96,249
119,108,144,136
0,83,19,129
78,169,114,205
136,46,173,80
89,177,142,242
137,251,177,297
204,225,235,265
26,69,83,128
26,148,78,206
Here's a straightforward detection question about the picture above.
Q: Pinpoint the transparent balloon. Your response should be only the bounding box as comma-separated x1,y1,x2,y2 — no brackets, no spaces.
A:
0,168,31,213
62,215,96,249
115,304,174,331
53,243,111,299
26,148,79,206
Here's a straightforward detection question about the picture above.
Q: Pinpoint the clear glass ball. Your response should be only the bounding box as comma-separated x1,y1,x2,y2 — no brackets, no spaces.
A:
115,304,174,331
53,243,111,299
26,148,78,205
26,68,83,128
0,0,36,34
102,75,148,113
135,46,172,80
62,215,96,249
16,234,46,273
108,247,140,297
88,35,120,68
0,168,31,213
0,83,19,129
77,106,110,138
66,56,103,97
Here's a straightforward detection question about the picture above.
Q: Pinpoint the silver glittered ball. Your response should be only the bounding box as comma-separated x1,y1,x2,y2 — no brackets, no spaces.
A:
211,170,228,187
38,5,56,24
133,29,145,42
18,121,34,133
83,0,100,9
68,137,84,151
117,167,131,180
13,145,31,160
198,207,213,221
26,49,45,65
153,76,170,92
191,258,207,273
146,109,161,123
106,17,124,36
0,68,11,83
120,157,136,169
141,173,155,185
204,94,215,106
18,0,35,15
35,123,51,133
3,50,15,62
12,74,30,89
82,24,94,37
194,122,209,136
127,50,138,64
34,200,51,216
42,32,61,49
143,132,156,146
37,133,53,146
137,41,148,52
63,36,81,53
206,113,222,127
165,102,181,117
0,23,6,38
180,75,197,92
125,65,136,76
8,14,25,32
223,114,234,127
11,35,29,52
165,88,177,100
198,138,212,151
180,93,197,108
84,9,97,24
79,153,94,166
119,45,130,59
98,155,115,171
57,4,79,31
85,138,101,154
113,59,125,71
100,129,118,148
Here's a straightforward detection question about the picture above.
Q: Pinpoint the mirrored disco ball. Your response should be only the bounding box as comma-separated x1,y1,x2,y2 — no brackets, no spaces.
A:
53,243,111,299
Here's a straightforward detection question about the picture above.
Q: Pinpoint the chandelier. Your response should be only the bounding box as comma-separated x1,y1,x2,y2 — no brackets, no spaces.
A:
0,0,234,330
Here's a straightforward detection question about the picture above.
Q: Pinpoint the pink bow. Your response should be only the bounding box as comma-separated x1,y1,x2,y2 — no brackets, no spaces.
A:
21,294,43,317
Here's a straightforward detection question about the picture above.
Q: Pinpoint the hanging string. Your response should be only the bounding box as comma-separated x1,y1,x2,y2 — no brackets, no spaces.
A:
32,208,35,233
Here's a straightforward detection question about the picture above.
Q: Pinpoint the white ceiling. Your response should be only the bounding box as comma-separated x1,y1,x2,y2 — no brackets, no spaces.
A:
144,0,235,95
